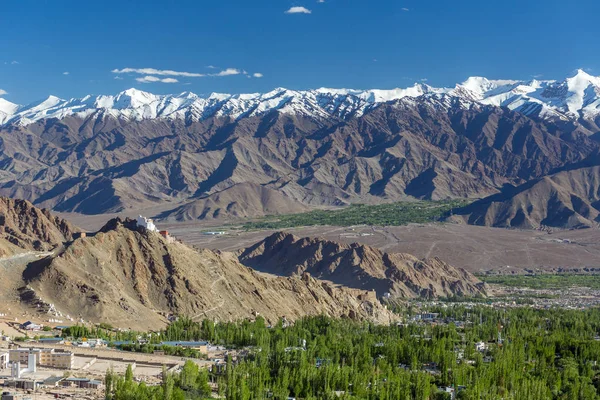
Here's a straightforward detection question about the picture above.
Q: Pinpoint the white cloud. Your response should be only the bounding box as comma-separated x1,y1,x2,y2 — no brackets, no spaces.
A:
213,68,241,77
317,0,325,2
285,6,311,14
253,73,264,78
10,61,19,65
113,67,245,78
401,7,409,11
113,67,205,77
420,78,428,82
206,65,217,69
114,76,123,80
135,75,179,83
63,71,70,75
0,89,7,96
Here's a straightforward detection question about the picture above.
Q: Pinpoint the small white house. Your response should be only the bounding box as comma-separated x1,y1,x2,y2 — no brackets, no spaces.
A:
20,321,42,331
475,341,488,352
136,215,158,232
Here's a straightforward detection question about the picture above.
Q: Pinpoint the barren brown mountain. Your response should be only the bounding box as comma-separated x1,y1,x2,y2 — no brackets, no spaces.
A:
238,232,486,298
0,197,78,256
20,218,395,328
0,96,596,220
451,153,600,229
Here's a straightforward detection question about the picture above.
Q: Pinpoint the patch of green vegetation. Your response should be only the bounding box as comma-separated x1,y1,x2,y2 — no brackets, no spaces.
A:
241,199,470,230
113,310,600,400
478,274,600,290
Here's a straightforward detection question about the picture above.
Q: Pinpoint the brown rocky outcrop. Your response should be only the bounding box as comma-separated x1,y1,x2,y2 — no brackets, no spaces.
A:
0,197,78,256
238,232,487,298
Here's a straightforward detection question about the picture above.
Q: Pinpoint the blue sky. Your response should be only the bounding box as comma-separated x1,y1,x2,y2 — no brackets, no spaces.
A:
1,0,599,104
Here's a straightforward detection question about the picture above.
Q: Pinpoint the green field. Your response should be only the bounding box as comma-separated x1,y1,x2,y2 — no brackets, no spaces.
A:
479,274,600,290
242,199,469,230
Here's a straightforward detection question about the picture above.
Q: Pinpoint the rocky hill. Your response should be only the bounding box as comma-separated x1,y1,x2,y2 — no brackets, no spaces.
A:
22,218,395,328
0,197,78,256
238,232,486,298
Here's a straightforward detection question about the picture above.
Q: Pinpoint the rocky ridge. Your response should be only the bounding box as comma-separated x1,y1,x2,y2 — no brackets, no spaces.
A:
239,232,487,298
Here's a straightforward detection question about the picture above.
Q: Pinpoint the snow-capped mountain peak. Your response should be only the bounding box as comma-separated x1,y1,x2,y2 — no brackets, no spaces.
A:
0,98,20,125
562,69,600,114
1,71,600,127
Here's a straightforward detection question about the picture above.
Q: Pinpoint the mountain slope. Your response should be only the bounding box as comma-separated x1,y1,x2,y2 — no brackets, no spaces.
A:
23,218,395,328
157,183,309,221
451,161,600,229
238,232,486,298
0,95,595,217
0,197,77,256
0,70,599,218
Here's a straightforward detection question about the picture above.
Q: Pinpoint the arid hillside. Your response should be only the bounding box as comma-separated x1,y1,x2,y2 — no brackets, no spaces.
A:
239,232,486,298
0,197,78,256
21,218,395,328
452,156,600,229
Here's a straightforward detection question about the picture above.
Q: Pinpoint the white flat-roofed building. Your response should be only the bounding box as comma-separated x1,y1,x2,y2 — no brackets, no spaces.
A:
136,215,158,232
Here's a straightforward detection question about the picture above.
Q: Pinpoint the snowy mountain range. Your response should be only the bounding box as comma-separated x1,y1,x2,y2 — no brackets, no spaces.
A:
1,69,599,127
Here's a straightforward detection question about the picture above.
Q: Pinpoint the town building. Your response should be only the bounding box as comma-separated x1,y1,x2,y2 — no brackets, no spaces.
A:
4,378,44,391
202,231,226,236
77,338,106,348
60,377,103,389
136,215,158,232
54,325,71,331
159,230,176,243
43,376,65,388
20,321,42,331
9,348,75,369
0,351,9,369
475,341,489,352
37,337,65,345
160,341,209,354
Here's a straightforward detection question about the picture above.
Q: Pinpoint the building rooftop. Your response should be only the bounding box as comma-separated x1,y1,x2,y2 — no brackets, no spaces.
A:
38,337,64,342
43,376,65,385
160,341,209,347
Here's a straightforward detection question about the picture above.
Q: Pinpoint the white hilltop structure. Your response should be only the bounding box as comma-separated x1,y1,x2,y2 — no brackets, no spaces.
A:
136,215,158,232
